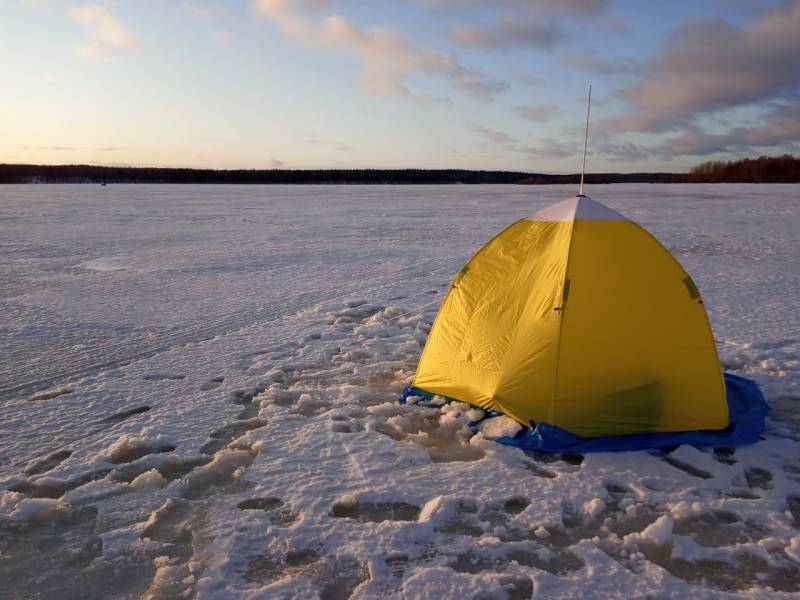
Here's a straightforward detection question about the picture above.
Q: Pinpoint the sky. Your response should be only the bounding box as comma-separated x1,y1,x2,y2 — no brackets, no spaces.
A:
1,0,799,173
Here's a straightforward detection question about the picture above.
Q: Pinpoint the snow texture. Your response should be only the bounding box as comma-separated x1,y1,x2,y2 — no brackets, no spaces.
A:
1,183,799,599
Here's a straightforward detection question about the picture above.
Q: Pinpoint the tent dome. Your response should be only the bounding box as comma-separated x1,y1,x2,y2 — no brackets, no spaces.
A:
412,195,728,438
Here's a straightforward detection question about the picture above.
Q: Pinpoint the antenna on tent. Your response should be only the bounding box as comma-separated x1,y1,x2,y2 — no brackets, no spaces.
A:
578,83,592,197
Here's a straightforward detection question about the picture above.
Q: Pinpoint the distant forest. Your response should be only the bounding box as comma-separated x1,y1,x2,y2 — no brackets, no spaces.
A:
686,154,800,183
0,154,797,185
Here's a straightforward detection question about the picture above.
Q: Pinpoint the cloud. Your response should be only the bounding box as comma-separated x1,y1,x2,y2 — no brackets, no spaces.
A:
211,30,232,45
470,124,578,161
269,158,284,168
22,146,78,151
521,138,578,160
73,41,113,61
69,4,137,60
614,1,800,132
563,54,642,75
440,0,627,50
471,124,519,146
449,16,561,50
435,0,619,51
600,15,629,33
181,2,211,19
595,141,650,162
294,132,356,153
653,101,800,157
513,104,556,122
418,0,606,15
252,0,505,102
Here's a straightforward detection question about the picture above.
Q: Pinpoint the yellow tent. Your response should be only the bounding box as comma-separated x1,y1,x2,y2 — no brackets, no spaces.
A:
413,195,728,438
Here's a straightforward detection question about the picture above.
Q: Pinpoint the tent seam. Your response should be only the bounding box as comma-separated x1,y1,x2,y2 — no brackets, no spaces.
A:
550,214,578,426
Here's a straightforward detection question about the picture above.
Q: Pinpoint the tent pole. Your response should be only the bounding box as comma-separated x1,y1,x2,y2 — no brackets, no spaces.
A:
579,83,592,197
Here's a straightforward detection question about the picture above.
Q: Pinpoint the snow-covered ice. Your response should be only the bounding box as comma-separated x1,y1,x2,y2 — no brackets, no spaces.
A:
1,183,799,599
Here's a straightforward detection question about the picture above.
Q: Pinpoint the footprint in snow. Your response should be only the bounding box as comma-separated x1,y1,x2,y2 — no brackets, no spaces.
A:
243,549,368,599
713,446,737,465
743,466,773,490
143,373,186,381
200,376,225,391
238,497,299,527
330,498,421,523
24,449,73,475
200,419,266,455
101,405,151,423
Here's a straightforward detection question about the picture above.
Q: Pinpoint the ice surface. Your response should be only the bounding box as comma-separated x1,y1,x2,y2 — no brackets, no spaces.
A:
1,184,799,599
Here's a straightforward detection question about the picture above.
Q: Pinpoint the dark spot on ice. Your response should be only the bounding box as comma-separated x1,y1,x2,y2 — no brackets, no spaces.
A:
143,373,186,381
155,456,212,481
200,376,225,391
24,450,73,475
102,405,151,423
502,497,531,515
525,450,582,467
725,489,761,500
744,467,773,490
200,419,266,455
330,500,420,523
524,461,557,479
604,481,631,500
238,497,284,511
232,385,267,405
384,553,409,578
658,453,713,479
560,452,584,466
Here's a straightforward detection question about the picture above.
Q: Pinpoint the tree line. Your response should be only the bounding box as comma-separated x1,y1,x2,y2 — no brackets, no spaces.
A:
0,154,797,184
686,154,799,183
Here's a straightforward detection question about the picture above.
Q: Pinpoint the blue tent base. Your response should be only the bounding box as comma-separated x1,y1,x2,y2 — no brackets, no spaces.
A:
400,373,769,453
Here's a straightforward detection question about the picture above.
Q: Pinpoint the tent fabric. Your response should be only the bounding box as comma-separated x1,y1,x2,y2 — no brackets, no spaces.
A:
412,195,729,438
400,373,768,452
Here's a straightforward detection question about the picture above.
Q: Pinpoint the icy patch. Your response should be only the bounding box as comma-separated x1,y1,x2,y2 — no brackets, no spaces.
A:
80,257,130,272
2,184,800,598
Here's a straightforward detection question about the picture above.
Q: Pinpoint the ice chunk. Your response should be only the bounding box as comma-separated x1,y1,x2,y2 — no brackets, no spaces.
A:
639,515,673,546
583,498,606,519
787,536,800,563
478,416,522,440
129,469,167,490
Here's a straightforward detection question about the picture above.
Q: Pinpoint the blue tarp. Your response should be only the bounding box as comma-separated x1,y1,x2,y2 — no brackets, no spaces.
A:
400,373,768,452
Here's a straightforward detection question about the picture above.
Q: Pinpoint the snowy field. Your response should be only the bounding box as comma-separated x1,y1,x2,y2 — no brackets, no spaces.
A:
1,183,799,599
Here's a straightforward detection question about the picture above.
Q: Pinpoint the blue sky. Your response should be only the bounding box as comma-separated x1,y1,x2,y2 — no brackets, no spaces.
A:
1,0,798,172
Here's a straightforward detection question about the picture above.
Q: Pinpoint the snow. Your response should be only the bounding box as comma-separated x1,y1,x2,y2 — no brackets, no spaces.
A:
635,515,674,547
479,415,523,440
0,183,799,598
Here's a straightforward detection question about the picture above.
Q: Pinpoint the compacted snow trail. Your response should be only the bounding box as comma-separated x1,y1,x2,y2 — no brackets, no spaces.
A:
1,184,799,599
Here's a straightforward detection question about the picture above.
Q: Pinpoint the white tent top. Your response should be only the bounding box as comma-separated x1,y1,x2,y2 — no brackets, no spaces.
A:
529,195,628,222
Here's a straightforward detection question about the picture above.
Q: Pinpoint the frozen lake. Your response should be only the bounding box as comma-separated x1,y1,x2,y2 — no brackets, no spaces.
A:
1,184,799,599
